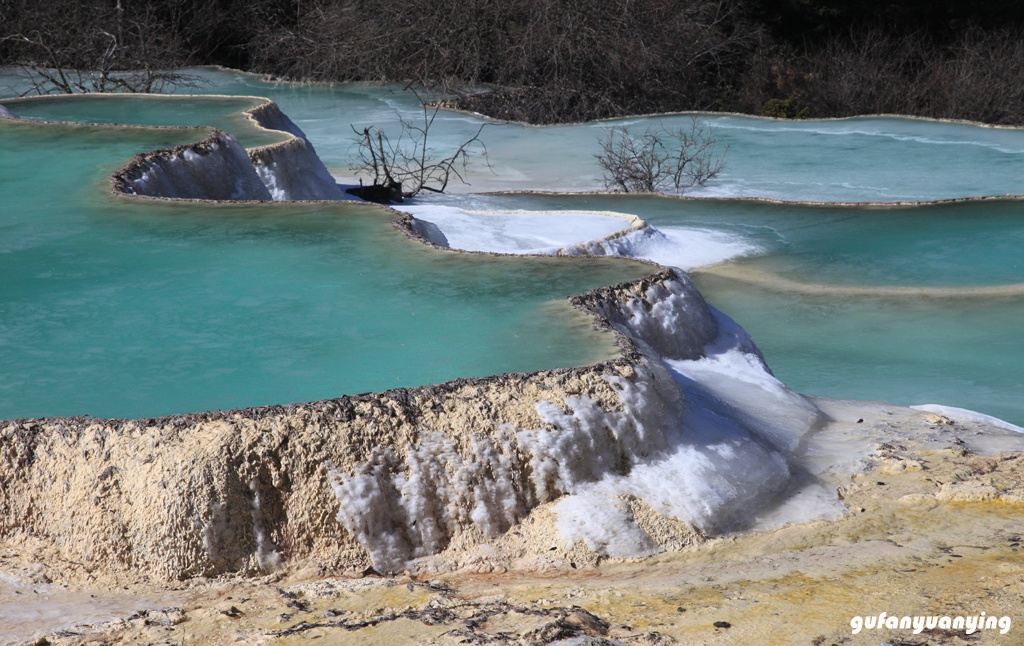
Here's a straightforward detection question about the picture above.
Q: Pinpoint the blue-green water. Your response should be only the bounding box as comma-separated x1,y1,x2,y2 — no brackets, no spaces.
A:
430,192,1024,424
0,115,646,419
2,67,1022,424
693,273,1023,422
3,93,285,147
470,194,1024,288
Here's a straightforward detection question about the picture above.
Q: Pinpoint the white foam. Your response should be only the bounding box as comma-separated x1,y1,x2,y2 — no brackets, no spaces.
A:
324,270,841,567
405,205,757,270
547,358,796,552
664,308,823,453
402,206,634,253
660,309,847,531
568,224,760,270
550,288,839,553
910,404,1024,433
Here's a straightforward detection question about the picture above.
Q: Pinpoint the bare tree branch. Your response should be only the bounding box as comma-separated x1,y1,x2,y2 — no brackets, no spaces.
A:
0,2,203,97
348,85,490,200
596,119,726,193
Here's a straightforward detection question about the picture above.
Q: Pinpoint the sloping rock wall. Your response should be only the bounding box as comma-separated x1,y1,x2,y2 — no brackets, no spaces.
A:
111,98,342,201
0,360,634,580
112,129,273,201
0,270,721,581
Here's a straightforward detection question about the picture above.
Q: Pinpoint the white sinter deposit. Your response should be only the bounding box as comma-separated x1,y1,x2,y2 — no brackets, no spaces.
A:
408,205,759,270
328,270,831,570
246,102,344,200
121,132,274,201
117,99,343,201
401,206,641,254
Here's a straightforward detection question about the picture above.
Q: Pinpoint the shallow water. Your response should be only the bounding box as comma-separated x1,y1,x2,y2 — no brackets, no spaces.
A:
136,68,1024,201
697,273,1024,424
416,193,1024,424
2,67,1022,424
13,67,1024,200
0,114,645,419
4,93,286,148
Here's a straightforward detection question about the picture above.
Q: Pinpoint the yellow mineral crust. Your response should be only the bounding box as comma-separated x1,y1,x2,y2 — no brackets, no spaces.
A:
0,361,636,583
5,413,1023,645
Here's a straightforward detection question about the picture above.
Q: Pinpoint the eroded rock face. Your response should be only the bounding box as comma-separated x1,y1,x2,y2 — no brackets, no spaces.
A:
248,135,344,200
571,270,718,362
110,99,343,201
0,359,640,580
0,90,798,583
244,100,344,200
0,268,731,581
113,129,274,201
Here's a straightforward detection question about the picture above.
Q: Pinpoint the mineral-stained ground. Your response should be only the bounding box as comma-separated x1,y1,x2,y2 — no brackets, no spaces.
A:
4,399,1023,646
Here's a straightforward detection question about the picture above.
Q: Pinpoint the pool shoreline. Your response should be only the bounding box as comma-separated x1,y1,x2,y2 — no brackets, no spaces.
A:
2,86,1024,645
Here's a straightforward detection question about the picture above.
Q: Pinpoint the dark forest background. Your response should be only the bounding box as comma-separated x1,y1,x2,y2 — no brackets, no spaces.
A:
4,0,1024,124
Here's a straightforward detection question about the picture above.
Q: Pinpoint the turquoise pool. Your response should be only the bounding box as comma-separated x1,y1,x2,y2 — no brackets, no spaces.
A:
0,105,647,419
2,68,1022,424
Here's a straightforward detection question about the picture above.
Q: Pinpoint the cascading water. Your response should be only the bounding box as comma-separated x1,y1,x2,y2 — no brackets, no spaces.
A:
2,67,1023,574
5,65,1024,646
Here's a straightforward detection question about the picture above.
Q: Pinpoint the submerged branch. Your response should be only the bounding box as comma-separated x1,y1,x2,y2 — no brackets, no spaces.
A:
348,84,491,200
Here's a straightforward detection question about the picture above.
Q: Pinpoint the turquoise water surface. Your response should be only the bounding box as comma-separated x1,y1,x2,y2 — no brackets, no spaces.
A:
423,192,1024,423
4,93,285,148
1,67,1022,424
0,112,646,419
